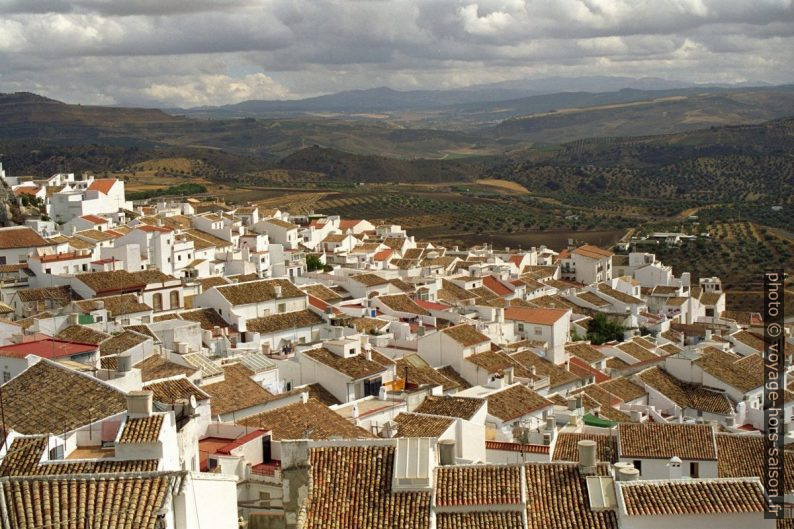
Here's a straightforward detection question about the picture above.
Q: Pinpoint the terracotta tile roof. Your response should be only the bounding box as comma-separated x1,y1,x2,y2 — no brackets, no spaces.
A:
77,293,151,316
124,324,158,341
87,178,117,194
510,350,581,388
183,228,233,250
346,316,390,333
598,377,647,402
595,283,644,305
552,432,617,462
118,414,164,443
577,291,610,307
730,330,765,351
618,423,717,460
396,355,459,391
202,363,276,417
638,366,733,415
144,377,209,404
660,343,682,355
99,330,150,356
716,433,794,493
606,356,630,370
387,278,414,292
619,479,767,516
393,413,454,437
135,354,198,382
197,276,230,290
436,366,471,390
302,445,429,529
0,472,180,529
570,384,632,423
438,279,476,303
377,294,430,316
486,384,552,422
351,273,389,287
216,278,304,305
414,395,485,420
240,399,373,440
505,306,568,325
246,309,325,334
301,383,342,406
466,350,533,380
441,324,490,347
0,435,158,477
177,308,228,331
266,217,298,229
302,283,344,302
695,349,763,392
16,285,74,304
0,227,50,249
55,324,111,345
573,244,614,259
436,512,524,529
0,360,125,435
482,275,512,297
565,342,605,364
525,463,617,529
616,340,658,363
435,465,523,506
304,347,386,380
75,270,145,294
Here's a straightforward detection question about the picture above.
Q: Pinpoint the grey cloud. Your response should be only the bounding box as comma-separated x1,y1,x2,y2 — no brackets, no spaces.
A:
0,0,792,107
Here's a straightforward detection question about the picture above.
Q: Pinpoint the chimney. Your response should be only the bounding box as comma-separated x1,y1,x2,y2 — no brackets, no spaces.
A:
438,439,456,466
617,466,640,481
705,329,712,341
667,456,683,479
274,285,282,298
577,439,597,475
545,415,556,431
364,344,373,361
116,352,133,374
351,403,359,420
504,366,514,385
127,390,153,418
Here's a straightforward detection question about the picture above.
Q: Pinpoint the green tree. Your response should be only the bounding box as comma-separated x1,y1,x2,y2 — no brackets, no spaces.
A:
586,313,625,345
305,254,323,272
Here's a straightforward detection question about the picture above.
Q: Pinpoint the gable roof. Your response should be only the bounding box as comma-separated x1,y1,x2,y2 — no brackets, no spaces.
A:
0,472,183,529
0,360,126,435
202,363,276,417
618,423,717,460
87,178,117,194
0,227,50,249
239,399,373,440
504,306,568,325
377,294,430,316
303,347,385,380
486,384,553,422
441,324,490,347
414,395,485,420
215,278,305,305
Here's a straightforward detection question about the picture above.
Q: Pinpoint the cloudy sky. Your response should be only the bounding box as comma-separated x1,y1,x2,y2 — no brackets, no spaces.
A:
0,0,792,107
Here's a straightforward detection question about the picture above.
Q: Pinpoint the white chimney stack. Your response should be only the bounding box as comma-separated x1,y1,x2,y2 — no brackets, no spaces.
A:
274,285,282,298
127,390,153,418
667,456,682,479
578,439,597,475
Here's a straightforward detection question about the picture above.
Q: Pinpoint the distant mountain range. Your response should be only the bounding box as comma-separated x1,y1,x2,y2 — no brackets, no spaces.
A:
168,76,779,122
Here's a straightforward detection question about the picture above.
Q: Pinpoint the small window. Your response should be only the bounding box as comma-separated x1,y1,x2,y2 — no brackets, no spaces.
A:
49,445,64,461
690,462,699,478
3,371,11,383
534,327,543,336
633,460,642,475
278,303,286,313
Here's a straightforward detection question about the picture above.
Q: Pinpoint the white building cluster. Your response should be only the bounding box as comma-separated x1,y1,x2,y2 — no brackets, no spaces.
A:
0,166,790,529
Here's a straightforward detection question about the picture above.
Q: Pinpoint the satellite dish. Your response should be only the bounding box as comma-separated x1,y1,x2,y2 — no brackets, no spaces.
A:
189,395,198,409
